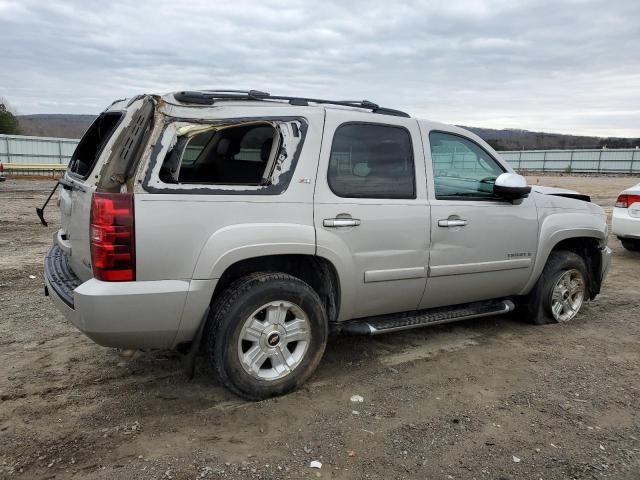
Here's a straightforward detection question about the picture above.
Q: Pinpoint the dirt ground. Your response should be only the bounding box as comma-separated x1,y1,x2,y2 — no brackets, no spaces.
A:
0,174,639,480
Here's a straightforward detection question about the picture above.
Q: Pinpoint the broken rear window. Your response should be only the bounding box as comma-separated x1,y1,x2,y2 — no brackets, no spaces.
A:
68,112,123,178
160,122,280,186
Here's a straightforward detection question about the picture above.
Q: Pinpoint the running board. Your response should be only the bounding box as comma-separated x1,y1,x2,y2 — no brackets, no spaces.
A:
339,299,515,335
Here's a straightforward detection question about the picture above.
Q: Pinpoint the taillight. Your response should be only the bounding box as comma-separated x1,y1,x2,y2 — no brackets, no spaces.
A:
615,194,640,208
0,163,4,173
90,192,135,281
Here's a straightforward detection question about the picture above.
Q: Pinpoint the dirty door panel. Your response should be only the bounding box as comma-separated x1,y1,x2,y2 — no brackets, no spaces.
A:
420,129,538,308
314,111,429,320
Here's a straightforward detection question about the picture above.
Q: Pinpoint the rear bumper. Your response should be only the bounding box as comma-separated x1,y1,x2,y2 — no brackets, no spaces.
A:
611,207,640,239
45,246,82,308
44,245,195,349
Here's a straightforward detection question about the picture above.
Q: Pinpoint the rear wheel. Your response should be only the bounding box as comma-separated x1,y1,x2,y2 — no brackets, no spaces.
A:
205,272,328,400
620,238,640,251
521,251,588,325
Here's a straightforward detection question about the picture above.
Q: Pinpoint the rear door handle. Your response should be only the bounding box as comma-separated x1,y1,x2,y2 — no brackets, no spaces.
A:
438,219,467,227
323,218,361,228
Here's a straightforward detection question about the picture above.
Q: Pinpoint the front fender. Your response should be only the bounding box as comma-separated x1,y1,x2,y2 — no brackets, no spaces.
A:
191,223,316,280
520,210,607,294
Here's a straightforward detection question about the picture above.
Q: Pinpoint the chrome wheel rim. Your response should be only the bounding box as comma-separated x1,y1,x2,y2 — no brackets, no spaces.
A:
550,269,585,322
237,301,311,381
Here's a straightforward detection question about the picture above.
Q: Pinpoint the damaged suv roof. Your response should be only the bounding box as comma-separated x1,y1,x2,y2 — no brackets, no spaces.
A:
161,90,412,118
108,90,471,143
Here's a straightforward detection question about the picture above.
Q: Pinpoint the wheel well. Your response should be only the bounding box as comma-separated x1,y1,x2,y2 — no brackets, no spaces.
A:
550,237,603,299
212,255,340,322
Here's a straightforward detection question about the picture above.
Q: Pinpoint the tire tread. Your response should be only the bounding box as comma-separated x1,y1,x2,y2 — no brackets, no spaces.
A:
520,250,588,325
205,272,326,400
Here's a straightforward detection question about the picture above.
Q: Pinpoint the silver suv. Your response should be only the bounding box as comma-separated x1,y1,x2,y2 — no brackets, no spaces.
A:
43,90,611,399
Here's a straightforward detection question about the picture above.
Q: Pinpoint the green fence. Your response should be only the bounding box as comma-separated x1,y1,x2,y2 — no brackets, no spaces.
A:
499,149,640,173
2,133,639,176
0,134,77,176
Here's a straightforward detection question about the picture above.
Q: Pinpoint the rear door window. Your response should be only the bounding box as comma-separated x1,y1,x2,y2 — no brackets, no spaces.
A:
68,112,122,178
161,123,279,185
328,123,415,199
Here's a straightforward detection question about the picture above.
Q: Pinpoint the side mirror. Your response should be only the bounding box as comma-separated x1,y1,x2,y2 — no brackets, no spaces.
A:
494,173,531,200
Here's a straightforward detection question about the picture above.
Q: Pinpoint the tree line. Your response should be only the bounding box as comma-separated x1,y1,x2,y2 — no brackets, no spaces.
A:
464,127,640,151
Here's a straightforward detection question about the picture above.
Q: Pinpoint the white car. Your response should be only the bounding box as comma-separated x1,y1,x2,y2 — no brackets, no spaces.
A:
612,183,640,251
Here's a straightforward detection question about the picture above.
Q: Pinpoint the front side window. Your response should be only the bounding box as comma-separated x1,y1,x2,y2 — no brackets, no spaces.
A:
429,132,505,199
328,123,415,199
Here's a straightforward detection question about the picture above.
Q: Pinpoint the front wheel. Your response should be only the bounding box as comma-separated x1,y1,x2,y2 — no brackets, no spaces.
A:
521,251,589,325
205,272,328,400
544,264,586,322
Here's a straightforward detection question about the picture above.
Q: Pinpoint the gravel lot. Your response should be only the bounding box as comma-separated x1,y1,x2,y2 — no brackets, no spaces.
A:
0,175,639,480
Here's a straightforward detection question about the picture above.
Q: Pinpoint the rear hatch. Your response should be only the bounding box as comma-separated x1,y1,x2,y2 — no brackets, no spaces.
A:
57,96,155,281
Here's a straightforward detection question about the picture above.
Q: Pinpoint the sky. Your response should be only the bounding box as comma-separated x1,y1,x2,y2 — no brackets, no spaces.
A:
1,0,639,137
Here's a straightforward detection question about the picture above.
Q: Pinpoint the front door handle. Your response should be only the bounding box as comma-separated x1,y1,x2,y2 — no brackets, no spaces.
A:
323,218,361,228
438,219,467,228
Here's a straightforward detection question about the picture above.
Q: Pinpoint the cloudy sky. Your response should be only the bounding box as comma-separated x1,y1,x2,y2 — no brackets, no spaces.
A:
1,0,638,136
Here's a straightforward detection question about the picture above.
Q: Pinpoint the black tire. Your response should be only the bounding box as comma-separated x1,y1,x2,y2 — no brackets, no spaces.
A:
620,238,640,252
205,272,328,400
519,251,589,325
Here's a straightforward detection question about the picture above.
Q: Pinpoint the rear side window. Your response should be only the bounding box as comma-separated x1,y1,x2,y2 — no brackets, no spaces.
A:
161,123,278,185
328,123,415,199
68,112,122,178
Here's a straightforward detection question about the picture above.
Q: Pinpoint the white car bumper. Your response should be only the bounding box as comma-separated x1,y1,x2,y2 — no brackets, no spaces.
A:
611,206,640,239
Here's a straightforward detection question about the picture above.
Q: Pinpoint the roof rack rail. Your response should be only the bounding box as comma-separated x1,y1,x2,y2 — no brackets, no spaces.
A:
172,90,410,117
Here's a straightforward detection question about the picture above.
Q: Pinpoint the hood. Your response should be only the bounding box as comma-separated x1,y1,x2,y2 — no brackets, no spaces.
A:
531,185,591,202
